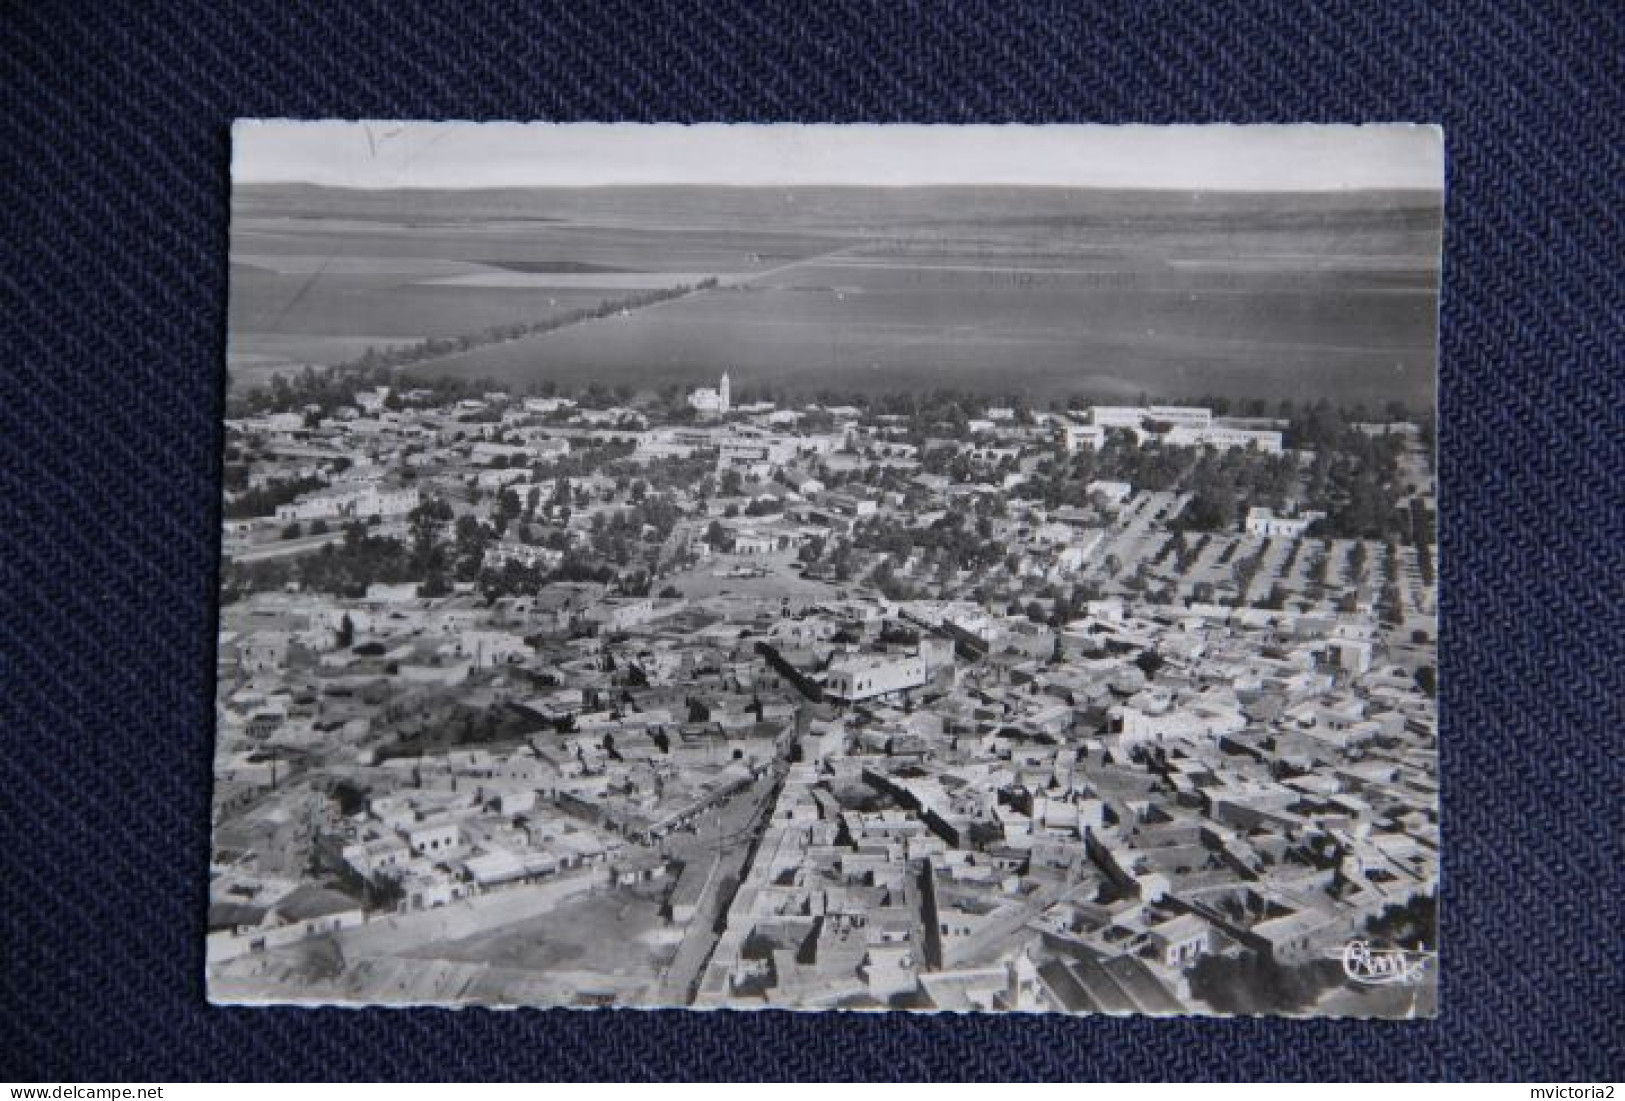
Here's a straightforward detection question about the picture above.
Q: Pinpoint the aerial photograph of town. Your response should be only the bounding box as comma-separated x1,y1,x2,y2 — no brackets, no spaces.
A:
209,123,1442,1017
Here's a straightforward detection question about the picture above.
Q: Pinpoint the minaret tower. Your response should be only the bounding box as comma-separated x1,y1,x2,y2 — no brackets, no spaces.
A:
719,371,731,413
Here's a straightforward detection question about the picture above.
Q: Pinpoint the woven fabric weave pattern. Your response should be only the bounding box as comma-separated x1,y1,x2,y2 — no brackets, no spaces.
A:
2,0,1621,1081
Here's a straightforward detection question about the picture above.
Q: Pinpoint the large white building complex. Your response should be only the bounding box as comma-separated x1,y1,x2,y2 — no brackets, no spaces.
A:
1089,404,1283,454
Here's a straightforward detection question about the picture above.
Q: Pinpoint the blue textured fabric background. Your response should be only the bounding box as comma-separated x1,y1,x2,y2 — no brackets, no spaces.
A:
2,0,1621,1082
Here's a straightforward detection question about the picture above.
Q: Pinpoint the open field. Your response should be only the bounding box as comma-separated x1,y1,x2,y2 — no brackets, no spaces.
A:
229,184,1441,407
398,882,677,977
662,553,848,601
414,261,1436,407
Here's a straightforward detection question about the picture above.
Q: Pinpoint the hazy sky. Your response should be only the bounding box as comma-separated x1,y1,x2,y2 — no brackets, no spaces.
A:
233,122,1443,192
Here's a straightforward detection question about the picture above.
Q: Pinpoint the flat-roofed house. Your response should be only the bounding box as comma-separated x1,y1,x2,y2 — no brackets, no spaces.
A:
825,655,928,703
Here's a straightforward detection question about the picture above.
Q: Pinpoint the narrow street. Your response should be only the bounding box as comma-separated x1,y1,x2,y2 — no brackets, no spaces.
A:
654,720,797,1003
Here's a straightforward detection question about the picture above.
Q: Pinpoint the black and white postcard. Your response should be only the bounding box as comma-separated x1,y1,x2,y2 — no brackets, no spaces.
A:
211,122,1442,1016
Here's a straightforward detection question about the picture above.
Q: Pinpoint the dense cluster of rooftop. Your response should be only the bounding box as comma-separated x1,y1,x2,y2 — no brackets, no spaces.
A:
209,369,1437,1015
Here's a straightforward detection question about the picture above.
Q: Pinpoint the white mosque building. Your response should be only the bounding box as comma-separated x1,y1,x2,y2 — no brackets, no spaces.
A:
688,371,731,416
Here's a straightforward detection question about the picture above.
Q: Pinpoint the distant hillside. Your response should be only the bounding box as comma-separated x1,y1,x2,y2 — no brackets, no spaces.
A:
233,182,1444,237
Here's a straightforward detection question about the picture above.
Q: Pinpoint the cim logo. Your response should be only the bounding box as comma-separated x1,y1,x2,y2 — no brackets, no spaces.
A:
1338,939,1434,986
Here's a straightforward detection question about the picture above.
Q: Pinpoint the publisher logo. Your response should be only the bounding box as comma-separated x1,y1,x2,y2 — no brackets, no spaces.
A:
1338,939,1433,986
